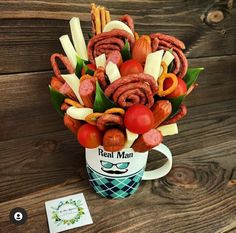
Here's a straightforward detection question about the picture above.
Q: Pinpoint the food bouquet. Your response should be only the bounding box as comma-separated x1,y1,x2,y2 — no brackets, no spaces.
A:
49,4,204,198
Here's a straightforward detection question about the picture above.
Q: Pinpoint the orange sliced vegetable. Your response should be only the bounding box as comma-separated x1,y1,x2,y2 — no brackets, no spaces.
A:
158,73,178,97
85,112,103,125
64,98,84,108
160,61,168,77
105,108,125,115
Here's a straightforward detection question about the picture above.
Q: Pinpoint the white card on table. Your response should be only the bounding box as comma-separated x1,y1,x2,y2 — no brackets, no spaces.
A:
45,193,93,233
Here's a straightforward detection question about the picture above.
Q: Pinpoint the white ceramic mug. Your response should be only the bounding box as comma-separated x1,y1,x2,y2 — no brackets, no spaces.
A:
86,143,172,199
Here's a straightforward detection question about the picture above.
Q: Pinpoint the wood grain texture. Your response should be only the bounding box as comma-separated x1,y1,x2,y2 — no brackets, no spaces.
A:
0,1,236,232
0,55,236,142
1,99,235,204
0,0,235,74
0,138,235,233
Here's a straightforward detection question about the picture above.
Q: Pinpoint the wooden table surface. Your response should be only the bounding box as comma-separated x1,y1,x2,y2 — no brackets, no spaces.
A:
0,1,236,232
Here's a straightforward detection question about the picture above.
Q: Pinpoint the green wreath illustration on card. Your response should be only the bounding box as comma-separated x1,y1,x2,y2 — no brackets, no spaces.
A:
51,199,85,226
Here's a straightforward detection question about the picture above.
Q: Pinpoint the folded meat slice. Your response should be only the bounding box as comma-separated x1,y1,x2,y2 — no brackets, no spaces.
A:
87,29,135,64
105,73,158,108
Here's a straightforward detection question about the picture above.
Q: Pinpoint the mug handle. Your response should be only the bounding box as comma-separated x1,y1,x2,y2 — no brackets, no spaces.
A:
142,143,172,180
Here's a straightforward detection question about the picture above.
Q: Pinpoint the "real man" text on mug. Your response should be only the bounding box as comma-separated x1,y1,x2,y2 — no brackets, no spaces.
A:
98,148,133,159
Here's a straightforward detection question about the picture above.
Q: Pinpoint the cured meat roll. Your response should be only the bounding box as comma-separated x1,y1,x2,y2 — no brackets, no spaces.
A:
50,53,74,81
79,78,95,108
105,73,158,108
96,113,124,131
150,33,188,78
94,67,108,90
87,29,135,64
119,14,134,33
132,129,163,152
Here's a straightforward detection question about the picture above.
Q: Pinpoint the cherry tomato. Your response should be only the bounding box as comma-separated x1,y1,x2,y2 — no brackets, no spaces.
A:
120,59,143,76
124,104,154,134
164,77,187,98
77,124,102,148
81,64,97,75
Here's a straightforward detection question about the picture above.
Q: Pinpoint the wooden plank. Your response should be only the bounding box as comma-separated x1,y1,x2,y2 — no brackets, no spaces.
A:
0,137,235,232
0,99,235,203
0,55,235,142
0,130,85,203
0,0,235,73
0,70,65,141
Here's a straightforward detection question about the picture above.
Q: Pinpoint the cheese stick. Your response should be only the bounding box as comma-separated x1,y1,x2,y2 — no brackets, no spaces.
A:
59,35,77,69
157,123,178,136
106,61,121,83
159,51,175,76
95,53,106,68
144,50,164,81
70,17,88,61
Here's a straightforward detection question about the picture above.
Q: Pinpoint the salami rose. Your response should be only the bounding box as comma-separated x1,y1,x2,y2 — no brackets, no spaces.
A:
150,33,188,78
87,29,135,64
105,73,158,109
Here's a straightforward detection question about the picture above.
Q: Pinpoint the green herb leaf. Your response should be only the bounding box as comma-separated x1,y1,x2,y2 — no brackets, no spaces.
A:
83,65,95,76
93,81,117,112
183,67,204,89
168,95,186,118
75,56,90,77
49,85,66,117
121,40,131,61
75,56,85,77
